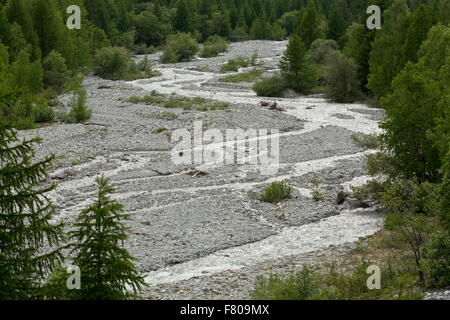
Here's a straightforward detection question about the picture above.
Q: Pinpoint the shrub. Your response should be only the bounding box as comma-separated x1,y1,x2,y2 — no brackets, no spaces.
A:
260,180,292,203
309,39,339,65
219,69,262,83
251,267,320,300
220,57,249,72
230,27,249,42
42,50,68,91
422,230,450,287
351,133,380,149
93,47,130,80
252,260,424,300
200,35,228,58
311,177,324,201
64,90,91,123
253,75,287,97
161,33,199,63
134,43,155,55
325,51,361,103
33,97,54,123
126,56,158,80
127,91,228,111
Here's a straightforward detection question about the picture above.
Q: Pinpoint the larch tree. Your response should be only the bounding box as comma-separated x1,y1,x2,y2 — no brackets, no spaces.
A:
69,176,146,300
367,0,410,98
0,94,63,300
280,34,317,93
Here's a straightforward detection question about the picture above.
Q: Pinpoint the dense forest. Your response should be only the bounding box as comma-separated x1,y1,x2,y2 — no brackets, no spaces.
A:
0,0,449,300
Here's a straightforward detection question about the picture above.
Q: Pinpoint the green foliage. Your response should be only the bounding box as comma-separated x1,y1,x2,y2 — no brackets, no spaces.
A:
252,260,424,300
342,22,373,90
325,51,361,102
0,103,63,299
280,35,317,94
295,0,326,48
199,35,228,58
260,181,293,203
311,177,324,202
220,57,250,72
309,39,339,65
422,231,450,287
381,179,440,283
69,176,146,300
351,133,380,149
219,69,262,83
42,50,68,91
253,75,287,97
11,49,43,94
93,46,130,80
380,25,449,182
125,56,159,81
161,33,199,63
251,267,320,300
367,0,411,98
64,90,91,123
128,91,228,111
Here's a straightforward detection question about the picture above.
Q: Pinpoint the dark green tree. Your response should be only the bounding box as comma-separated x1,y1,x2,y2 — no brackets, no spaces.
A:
0,96,63,299
295,0,326,48
367,0,411,98
32,0,64,58
327,5,346,44
325,51,361,102
380,25,449,182
173,0,194,32
69,176,146,300
280,34,317,93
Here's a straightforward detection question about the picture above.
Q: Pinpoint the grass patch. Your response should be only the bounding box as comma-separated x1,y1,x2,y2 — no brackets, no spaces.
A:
311,177,324,202
260,181,293,203
251,229,426,300
253,75,287,97
128,91,229,111
219,69,263,83
351,133,380,149
152,127,168,134
220,57,250,72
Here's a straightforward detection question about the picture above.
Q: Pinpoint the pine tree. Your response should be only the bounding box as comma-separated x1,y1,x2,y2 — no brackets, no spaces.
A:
380,25,449,182
295,0,325,48
327,5,346,44
402,4,434,63
32,0,64,58
367,0,411,98
342,22,373,90
11,49,43,94
174,0,194,32
69,176,146,300
280,34,317,93
0,99,63,299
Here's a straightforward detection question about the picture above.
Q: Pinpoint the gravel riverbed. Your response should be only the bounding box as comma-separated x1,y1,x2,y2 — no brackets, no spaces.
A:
19,40,396,299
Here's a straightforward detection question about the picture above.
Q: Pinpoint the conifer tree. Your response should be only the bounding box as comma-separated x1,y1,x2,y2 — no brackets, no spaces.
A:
295,0,325,48
402,3,435,64
0,96,63,299
174,0,194,32
380,25,449,182
367,0,410,98
280,34,317,93
69,176,145,300
327,5,346,44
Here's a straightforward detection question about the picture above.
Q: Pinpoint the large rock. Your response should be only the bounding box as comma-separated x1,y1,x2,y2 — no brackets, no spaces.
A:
336,191,349,205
